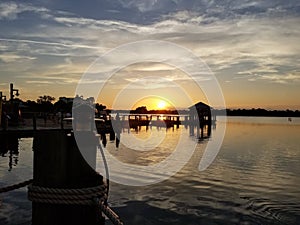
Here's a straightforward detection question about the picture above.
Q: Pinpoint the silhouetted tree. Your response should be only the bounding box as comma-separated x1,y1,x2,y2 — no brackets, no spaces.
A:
37,95,55,104
132,106,148,114
95,103,106,112
25,100,39,112
37,95,55,112
53,100,71,113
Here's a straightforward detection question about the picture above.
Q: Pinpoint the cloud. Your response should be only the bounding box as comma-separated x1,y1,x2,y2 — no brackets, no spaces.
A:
257,73,300,84
52,15,153,34
118,0,161,12
19,73,81,86
0,2,19,20
0,38,102,51
125,62,175,72
26,80,54,84
120,76,179,90
0,0,299,109
0,2,49,20
2,6,299,88
0,82,8,86
0,53,36,63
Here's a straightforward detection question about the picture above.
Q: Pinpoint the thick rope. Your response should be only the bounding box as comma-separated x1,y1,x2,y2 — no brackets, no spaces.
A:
0,179,33,193
1,180,124,225
28,184,107,205
28,183,124,225
97,199,124,225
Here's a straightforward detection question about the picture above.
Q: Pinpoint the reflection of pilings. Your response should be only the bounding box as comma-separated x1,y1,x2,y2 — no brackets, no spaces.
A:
190,123,195,136
110,131,115,141
126,114,182,128
207,123,212,136
114,116,121,148
0,135,19,170
128,115,151,128
188,123,212,139
116,132,120,148
100,132,107,147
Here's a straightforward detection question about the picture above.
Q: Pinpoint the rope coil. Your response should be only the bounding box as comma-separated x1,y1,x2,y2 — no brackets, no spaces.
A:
27,183,124,225
28,183,107,205
1,180,123,225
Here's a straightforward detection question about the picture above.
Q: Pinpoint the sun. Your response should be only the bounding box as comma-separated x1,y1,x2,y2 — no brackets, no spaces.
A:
157,100,167,109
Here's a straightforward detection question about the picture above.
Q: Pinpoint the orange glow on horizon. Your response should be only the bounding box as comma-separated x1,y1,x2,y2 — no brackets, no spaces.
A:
131,96,173,111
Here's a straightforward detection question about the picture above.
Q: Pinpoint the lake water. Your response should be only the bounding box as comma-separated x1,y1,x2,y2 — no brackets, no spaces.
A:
1,117,300,225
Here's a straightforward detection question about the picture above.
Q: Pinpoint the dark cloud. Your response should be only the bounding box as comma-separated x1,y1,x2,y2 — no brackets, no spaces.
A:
2,0,299,25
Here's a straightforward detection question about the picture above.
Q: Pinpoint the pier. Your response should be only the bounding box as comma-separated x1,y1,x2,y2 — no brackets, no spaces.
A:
0,103,215,140
109,102,215,138
124,114,181,128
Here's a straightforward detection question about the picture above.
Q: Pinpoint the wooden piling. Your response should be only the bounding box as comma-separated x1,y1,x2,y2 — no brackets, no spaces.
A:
110,131,115,141
0,93,2,126
32,130,104,225
33,113,37,131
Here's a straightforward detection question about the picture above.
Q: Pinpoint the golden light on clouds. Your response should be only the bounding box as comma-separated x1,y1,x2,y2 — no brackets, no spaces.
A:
0,0,300,110
97,61,208,110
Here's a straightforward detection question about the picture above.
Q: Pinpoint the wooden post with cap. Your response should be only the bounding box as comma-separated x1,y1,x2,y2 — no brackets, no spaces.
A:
32,130,105,225
31,99,105,225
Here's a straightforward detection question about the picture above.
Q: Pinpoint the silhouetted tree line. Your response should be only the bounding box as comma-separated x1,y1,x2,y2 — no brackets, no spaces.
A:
213,108,300,117
130,106,300,117
4,95,108,118
5,96,300,118
130,106,179,115
21,96,70,114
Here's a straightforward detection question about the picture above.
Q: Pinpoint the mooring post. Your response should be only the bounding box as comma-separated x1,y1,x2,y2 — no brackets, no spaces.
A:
110,131,115,141
60,113,64,129
0,92,2,127
32,130,104,225
207,123,212,137
32,113,37,131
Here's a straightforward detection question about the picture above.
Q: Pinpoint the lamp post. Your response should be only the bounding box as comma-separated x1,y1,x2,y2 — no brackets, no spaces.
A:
10,83,19,101
0,92,6,101
0,91,7,129
0,92,3,127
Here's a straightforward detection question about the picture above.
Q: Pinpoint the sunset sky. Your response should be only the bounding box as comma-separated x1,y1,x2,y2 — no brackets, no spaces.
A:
0,0,299,110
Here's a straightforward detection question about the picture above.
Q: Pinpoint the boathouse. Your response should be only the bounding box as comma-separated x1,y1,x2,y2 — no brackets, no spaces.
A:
189,102,212,125
188,102,212,138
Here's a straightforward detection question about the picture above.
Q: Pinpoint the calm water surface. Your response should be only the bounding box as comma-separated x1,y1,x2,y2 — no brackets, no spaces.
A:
1,117,300,225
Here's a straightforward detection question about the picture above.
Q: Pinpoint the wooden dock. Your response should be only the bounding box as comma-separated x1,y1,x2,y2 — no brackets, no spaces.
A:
0,128,72,138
